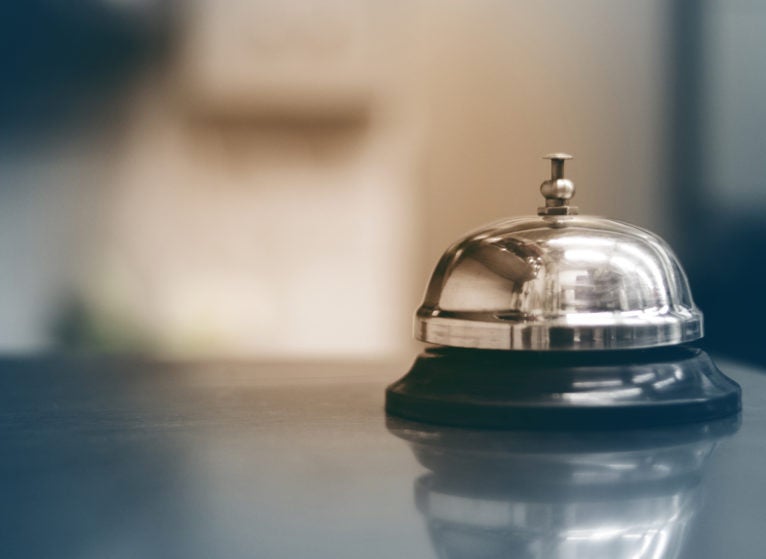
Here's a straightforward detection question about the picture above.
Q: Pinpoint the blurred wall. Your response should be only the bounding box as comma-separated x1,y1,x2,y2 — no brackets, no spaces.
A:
417,0,671,278
671,0,766,365
0,1,673,360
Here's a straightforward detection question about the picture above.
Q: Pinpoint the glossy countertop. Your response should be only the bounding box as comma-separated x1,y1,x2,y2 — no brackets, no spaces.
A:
2,355,766,558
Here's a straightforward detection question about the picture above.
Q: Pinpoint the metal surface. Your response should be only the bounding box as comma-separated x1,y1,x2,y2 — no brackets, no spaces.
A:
2,357,766,559
416,155,702,350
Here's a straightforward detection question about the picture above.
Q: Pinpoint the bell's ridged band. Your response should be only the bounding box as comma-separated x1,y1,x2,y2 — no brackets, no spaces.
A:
416,308,703,351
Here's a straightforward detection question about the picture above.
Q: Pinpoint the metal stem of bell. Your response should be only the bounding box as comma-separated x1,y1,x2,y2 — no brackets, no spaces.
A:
550,158,565,180
539,153,577,216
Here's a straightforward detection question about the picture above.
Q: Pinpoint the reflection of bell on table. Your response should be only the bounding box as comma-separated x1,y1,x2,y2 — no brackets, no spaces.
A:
387,416,739,559
386,154,741,428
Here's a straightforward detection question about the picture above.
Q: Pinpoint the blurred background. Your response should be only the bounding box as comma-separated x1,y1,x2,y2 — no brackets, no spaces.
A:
1,0,764,364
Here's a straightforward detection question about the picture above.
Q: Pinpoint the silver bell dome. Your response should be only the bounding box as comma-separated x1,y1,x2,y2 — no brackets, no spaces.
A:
416,154,703,351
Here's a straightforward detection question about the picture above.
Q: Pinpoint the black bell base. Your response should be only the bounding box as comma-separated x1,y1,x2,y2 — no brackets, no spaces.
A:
385,346,741,429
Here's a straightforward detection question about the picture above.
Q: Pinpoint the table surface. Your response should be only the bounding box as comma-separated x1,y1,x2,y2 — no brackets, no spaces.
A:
2,355,766,559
